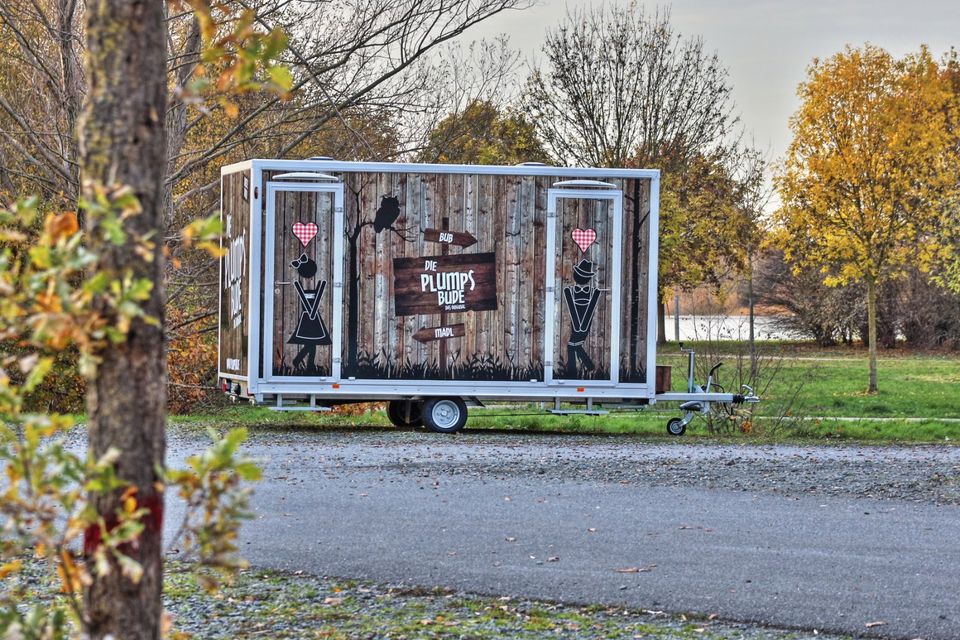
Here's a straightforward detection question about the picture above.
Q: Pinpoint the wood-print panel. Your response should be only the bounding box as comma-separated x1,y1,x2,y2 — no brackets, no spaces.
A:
620,177,652,383
552,196,614,380
251,170,651,384
271,189,336,376
218,170,251,376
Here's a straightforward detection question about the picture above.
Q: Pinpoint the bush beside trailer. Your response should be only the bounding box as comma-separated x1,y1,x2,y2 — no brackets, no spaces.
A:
218,158,756,433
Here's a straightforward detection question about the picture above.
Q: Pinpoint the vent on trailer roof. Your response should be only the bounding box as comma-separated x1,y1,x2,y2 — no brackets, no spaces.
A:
552,179,616,188
272,172,339,181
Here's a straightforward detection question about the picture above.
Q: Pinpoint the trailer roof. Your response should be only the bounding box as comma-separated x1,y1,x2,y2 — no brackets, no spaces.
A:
222,159,660,180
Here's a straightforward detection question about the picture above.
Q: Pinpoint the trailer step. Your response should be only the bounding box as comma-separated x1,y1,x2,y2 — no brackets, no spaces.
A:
267,394,333,411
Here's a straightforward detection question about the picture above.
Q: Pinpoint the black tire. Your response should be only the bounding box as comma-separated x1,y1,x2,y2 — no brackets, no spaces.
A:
386,400,423,428
666,417,686,436
422,397,468,434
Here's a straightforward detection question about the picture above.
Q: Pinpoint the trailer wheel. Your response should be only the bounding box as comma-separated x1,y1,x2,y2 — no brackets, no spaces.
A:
666,417,686,436
386,400,423,428
422,397,468,434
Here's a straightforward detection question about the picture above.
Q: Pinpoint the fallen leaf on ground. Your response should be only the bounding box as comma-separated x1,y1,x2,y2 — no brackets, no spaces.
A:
323,597,343,605
614,564,657,573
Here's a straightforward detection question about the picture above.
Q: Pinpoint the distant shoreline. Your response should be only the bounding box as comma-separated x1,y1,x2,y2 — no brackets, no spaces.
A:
663,314,800,341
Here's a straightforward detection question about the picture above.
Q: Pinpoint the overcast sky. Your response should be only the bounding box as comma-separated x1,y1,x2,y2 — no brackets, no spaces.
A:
469,0,960,164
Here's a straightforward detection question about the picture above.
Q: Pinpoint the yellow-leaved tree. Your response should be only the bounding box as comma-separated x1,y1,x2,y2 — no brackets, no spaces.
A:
776,44,960,393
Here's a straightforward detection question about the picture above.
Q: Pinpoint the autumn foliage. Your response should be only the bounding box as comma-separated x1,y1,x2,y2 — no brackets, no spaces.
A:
775,45,960,391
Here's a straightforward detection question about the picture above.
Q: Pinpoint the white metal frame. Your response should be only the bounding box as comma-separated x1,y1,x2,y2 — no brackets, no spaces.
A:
262,181,345,383
249,162,263,388
216,173,226,381
646,174,661,399
220,159,661,402
222,158,661,180
544,187,623,387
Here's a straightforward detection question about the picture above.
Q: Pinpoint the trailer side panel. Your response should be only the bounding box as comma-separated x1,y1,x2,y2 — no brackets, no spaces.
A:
255,165,652,389
218,168,252,379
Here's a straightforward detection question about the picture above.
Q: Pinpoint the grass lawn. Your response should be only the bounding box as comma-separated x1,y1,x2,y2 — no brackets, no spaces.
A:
657,341,960,418
173,343,960,444
5,558,826,639
159,562,827,639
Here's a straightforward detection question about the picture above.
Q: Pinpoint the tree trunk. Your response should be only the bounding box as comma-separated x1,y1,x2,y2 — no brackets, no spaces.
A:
747,253,757,379
866,277,878,394
57,0,83,203
163,14,202,232
657,297,667,345
81,1,168,638
673,293,680,343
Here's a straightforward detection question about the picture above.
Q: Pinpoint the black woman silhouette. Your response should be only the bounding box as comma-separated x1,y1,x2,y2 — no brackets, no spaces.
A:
287,253,331,373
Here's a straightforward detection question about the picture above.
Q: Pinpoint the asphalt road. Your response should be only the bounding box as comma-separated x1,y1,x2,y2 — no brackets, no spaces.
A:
166,430,960,639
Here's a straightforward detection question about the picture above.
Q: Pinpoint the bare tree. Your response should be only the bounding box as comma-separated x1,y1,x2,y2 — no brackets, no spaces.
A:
523,2,736,170
732,145,773,375
523,2,748,344
0,0,530,218
0,0,84,204
756,249,862,347
164,1,531,211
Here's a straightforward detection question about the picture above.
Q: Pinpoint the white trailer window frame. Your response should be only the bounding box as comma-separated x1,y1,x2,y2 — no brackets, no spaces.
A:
544,187,623,387
262,181,345,383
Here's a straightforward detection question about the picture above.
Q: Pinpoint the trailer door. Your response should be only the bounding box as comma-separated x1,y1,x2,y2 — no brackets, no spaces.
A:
545,184,622,386
263,177,344,382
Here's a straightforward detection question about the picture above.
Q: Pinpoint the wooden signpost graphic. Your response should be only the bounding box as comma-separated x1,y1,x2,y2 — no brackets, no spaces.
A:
413,323,466,343
423,228,478,248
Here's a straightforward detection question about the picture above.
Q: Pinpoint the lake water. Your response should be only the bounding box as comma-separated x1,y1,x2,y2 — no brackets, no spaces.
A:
663,315,800,342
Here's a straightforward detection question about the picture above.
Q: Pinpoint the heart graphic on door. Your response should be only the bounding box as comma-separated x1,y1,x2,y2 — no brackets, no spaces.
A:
571,228,597,253
292,222,318,247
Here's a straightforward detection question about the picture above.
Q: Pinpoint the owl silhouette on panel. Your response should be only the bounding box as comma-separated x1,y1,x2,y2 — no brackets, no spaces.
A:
374,196,401,232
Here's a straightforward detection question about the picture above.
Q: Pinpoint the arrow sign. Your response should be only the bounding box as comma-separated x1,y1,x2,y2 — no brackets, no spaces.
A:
413,323,466,343
423,228,477,248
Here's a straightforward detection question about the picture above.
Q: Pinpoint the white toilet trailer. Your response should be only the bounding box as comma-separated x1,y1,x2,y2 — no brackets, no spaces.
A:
218,159,752,432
